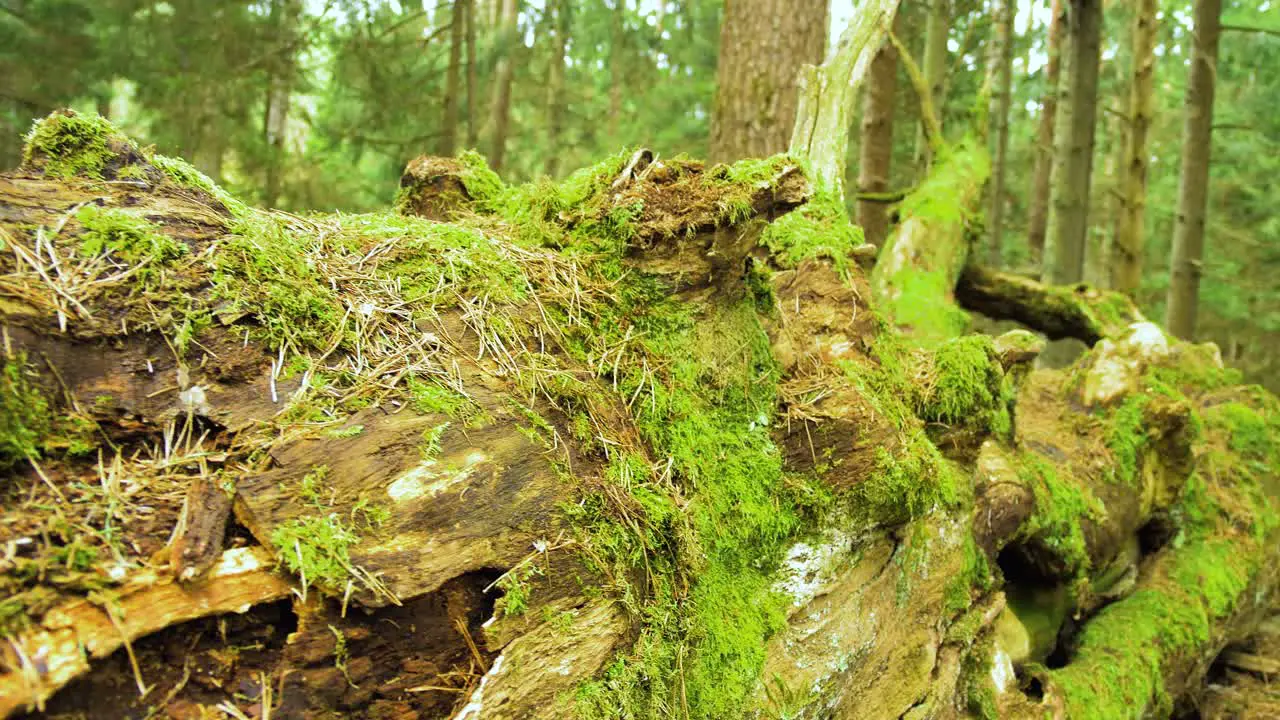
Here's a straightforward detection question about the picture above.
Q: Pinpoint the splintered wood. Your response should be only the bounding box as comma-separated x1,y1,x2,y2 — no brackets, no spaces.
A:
0,547,291,718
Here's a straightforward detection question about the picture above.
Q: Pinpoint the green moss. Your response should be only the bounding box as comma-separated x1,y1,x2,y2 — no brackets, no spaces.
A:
896,141,989,226
1048,534,1255,718
149,153,248,215
325,424,365,439
0,354,51,468
871,142,987,346
1016,453,1105,578
116,163,149,181
1105,394,1151,486
77,206,187,270
945,535,993,615
212,211,345,350
916,335,1005,431
847,431,961,526
22,112,129,179
496,563,543,617
1206,401,1278,465
961,640,1000,720
299,465,331,507
456,149,507,210
270,513,359,595
760,190,864,274
419,422,450,459
886,271,971,346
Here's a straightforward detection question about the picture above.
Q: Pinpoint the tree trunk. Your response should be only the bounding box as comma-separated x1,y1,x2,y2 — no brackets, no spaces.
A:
1027,0,1065,265
984,0,1014,266
608,0,624,143
1043,0,1102,290
465,0,478,148
439,0,465,156
1165,0,1223,340
544,0,568,177
855,24,899,250
915,0,950,171
3,107,1278,720
790,0,900,194
487,0,519,173
262,0,298,209
709,0,829,162
1110,0,1157,295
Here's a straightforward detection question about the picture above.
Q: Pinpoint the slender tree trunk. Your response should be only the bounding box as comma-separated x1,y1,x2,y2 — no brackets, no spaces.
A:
609,0,624,143
439,0,464,156
262,0,297,208
1165,0,1223,339
487,0,519,173
545,0,568,177
855,23,899,250
1109,0,1156,295
985,0,1015,266
1027,0,1065,265
915,0,950,171
1043,0,1102,289
464,0,478,148
709,0,830,162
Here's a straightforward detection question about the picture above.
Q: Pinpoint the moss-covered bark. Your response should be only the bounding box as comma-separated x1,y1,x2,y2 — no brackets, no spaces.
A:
1,111,1277,720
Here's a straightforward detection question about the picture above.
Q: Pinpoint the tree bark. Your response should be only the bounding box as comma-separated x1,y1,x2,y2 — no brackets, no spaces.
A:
1165,0,1223,340
261,0,298,209
855,25,899,250
984,0,1015,266
439,0,465,157
608,0,624,144
1043,0,1103,291
544,0,568,177
915,0,950,171
790,0,901,194
709,0,830,162
487,0,519,173
1109,0,1158,296
1027,0,1065,265
465,0,478,148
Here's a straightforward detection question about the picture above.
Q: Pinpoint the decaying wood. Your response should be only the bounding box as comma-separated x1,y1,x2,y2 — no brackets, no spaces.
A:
0,547,291,718
168,475,234,580
3,111,1279,720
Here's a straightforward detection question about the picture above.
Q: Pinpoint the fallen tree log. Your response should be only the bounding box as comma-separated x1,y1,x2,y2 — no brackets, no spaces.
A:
1,111,1277,720
956,263,1146,344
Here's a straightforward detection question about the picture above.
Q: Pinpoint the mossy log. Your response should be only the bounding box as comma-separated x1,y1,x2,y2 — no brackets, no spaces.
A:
870,141,990,345
956,263,1146,344
1,111,1278,720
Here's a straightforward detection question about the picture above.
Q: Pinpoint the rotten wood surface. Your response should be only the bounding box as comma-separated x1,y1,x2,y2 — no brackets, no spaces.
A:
0,547,291,719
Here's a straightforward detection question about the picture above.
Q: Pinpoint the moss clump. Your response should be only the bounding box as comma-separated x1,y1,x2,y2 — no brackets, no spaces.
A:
149,153,248,215
21,111,131,179
916,335,1006,432
760,190,864,274
212,211,345,350
1105,394,1149,486
270,513,359,595
848,431,962,526
1206,400,1279,467
0,354,51,468
1048,533,1255,717
456,149,507,210
77,206,188,270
